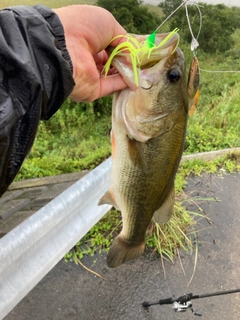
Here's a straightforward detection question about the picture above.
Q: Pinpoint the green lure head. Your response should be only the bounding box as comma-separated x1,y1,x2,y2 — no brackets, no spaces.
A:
146,30,157,48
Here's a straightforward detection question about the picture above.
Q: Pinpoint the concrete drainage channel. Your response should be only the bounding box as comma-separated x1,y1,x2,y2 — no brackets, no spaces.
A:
0,148,239,319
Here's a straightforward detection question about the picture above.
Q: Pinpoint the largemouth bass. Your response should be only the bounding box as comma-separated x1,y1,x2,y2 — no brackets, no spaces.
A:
99,32,197,268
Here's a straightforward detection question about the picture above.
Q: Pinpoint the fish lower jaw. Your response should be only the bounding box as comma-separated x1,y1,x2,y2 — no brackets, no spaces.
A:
107,235,145,268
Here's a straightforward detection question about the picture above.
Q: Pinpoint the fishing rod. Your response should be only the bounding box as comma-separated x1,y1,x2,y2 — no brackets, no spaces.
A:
142,288,240,316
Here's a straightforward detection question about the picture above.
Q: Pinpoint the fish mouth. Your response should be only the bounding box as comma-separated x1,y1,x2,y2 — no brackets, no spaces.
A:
109,32,180,90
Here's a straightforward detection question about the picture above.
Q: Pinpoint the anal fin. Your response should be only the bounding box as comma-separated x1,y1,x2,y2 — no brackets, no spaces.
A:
153,184,175,224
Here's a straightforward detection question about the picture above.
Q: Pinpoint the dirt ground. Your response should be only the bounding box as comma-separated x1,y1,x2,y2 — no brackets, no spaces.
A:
5,172,240,320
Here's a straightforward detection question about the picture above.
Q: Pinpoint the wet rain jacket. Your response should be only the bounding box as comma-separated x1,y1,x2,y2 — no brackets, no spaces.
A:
0,5,75,196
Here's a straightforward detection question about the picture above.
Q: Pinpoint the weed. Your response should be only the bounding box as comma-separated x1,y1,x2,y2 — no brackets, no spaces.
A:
64,209,121,263
65,153,240,265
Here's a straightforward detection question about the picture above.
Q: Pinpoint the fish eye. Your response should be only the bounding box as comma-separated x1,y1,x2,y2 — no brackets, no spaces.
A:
168,69,181,83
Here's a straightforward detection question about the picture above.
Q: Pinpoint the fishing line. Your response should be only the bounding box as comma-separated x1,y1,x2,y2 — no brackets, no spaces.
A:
184,2,240,74
155,0,202,52
155,0,190,32
185,1,203,52
199,68,240,73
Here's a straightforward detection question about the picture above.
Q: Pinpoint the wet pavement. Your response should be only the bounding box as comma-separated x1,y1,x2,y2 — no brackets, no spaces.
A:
1,171,240,320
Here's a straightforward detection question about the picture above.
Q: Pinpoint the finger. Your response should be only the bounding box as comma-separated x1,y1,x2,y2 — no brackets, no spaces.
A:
98,74,127,98
109,34,128,48
94,51,109,73
94,50,108,65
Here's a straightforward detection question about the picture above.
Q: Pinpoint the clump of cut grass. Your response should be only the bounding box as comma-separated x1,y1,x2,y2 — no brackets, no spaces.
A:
146,201,195,263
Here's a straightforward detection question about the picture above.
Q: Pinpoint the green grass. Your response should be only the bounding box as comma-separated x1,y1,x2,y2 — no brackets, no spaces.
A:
65,152,240,264
182,48,240,154
0,0,96,9
179,151,240,179
186,81,240,153
1,0,161,10
15,52,240,181
15,99,112,180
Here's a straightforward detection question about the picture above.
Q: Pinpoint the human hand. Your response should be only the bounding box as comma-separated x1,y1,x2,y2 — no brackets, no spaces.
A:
53,5,127,102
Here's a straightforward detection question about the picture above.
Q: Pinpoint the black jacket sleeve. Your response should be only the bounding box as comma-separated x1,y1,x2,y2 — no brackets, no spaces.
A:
0,5,75,196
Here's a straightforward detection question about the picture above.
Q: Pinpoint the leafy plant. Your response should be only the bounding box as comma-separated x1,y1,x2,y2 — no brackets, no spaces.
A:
96,0,161,33
159,1,240,54
64,210,121,263
15,99,112,180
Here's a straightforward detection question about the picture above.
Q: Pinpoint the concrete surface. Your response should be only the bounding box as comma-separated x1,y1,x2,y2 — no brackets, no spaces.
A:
1,171,240,320
0,172,88,236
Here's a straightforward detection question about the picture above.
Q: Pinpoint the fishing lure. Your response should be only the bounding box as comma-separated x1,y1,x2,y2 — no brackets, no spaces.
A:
188,55,200,116
185,1,201,115
104,28,179,86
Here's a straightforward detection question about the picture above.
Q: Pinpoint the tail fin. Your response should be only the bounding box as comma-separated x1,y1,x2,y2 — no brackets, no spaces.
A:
107,235,145,268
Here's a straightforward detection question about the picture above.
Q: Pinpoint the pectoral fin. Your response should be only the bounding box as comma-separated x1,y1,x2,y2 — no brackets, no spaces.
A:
153,184,175,224
98,189,118,209
127,136,148,173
